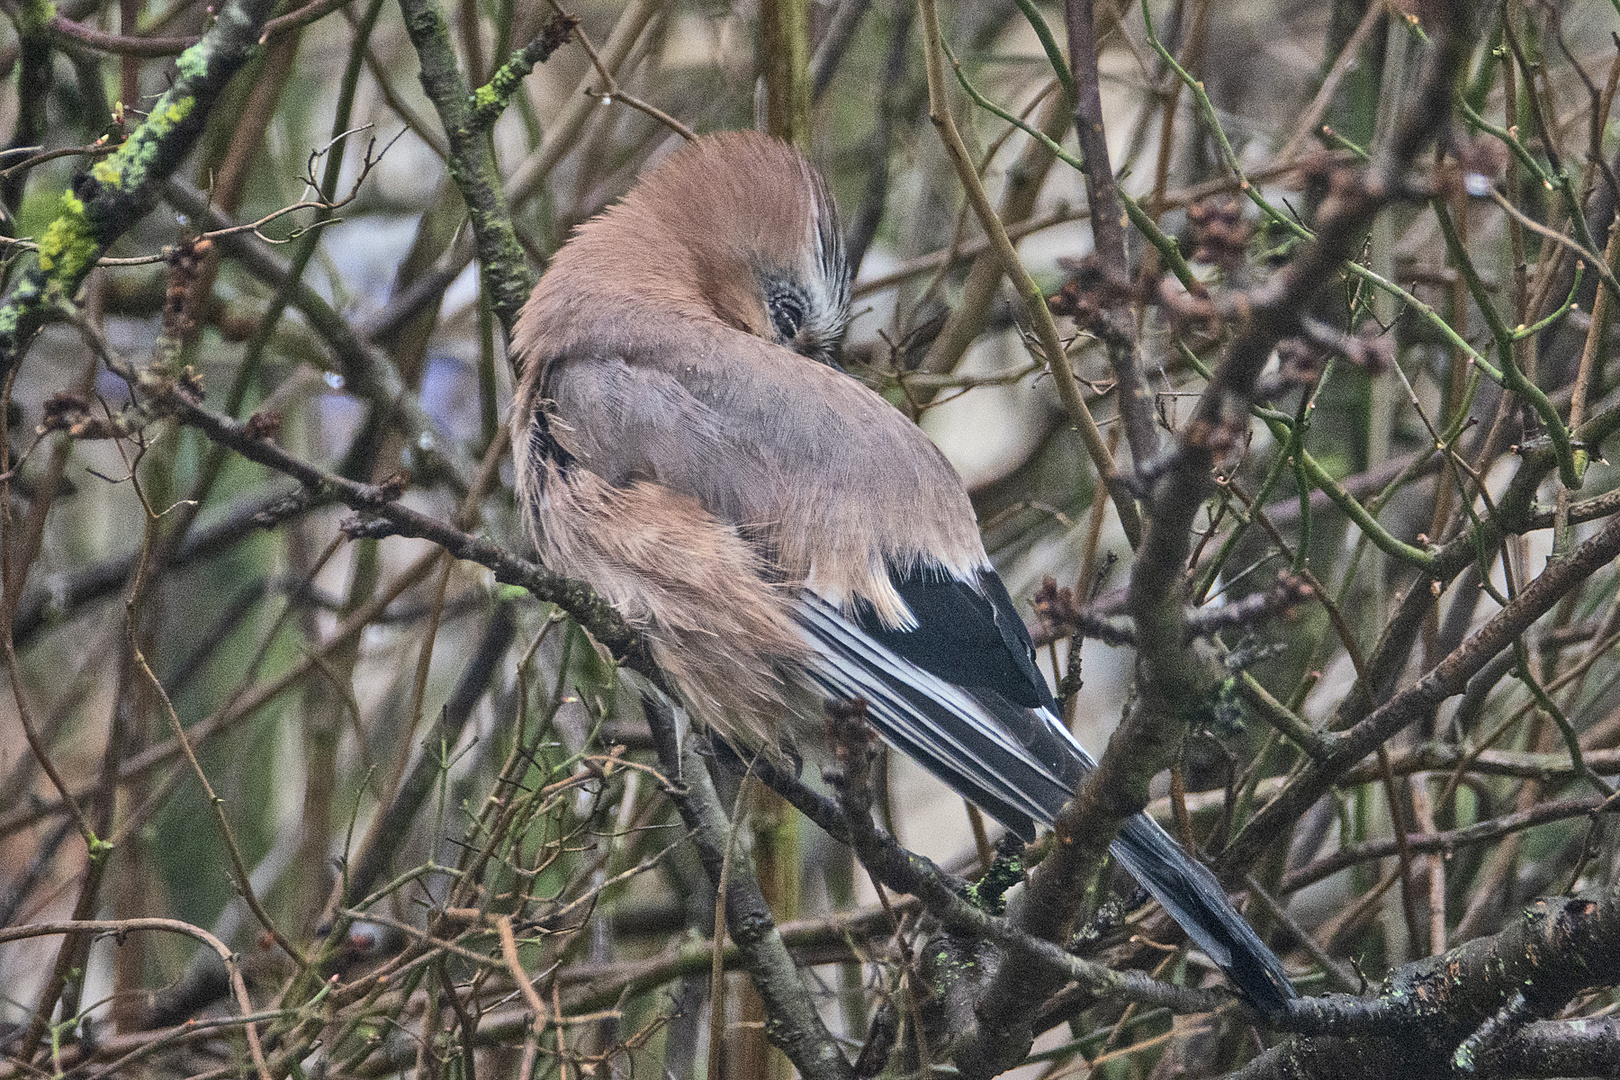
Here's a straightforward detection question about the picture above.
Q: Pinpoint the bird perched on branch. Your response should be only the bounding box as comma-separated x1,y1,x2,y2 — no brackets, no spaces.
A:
510,131,1296,1015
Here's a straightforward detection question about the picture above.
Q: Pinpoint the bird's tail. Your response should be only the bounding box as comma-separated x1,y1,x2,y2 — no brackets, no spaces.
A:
794,595,1296,1014
1105,812,1298,1016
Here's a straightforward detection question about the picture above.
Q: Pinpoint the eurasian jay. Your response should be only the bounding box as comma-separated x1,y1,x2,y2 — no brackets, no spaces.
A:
511,131,1296,1013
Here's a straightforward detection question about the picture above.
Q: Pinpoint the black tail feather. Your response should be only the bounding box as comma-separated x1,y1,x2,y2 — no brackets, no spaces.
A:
794,592,1298,1013
1111,814,1298,1015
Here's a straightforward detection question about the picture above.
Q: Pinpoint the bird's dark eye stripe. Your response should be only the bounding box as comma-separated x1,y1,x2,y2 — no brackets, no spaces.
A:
767,286,808,340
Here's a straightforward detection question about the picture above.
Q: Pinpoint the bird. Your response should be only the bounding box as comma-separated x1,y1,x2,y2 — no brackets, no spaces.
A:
509,130,1297,1015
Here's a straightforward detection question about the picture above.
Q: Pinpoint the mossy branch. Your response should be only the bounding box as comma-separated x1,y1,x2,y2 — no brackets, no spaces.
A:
397,0,548,339
469,13,580,130
0,0,277,384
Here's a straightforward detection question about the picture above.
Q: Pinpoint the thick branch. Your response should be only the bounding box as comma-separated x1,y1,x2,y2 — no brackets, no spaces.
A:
1230,881,1620,1078
953,4,1471,1065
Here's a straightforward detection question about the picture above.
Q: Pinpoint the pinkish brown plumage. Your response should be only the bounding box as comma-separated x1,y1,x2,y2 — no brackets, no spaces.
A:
512,132,986,743
509,132,1297,1013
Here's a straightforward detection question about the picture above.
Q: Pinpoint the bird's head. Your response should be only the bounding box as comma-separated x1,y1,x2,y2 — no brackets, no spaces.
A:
524,131,851,366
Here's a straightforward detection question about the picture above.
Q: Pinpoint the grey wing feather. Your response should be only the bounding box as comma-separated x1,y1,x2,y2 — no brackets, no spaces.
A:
793,594,1299,1015
541,328,989,612
794,594,1084,838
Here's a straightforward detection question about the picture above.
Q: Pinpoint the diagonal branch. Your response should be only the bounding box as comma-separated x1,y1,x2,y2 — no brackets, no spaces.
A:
0,0,277,384
1231,879,1620,1078
140,376,657,680
951,2,1473,1068
395,0,563,337
643,700,856,1080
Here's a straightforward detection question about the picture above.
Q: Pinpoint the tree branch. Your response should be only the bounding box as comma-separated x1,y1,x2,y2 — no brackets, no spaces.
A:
0,0,277,383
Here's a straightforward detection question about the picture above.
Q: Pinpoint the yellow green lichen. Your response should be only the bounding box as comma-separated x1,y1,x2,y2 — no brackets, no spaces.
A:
174,44,209,81
27,76,197,286
36,191,98,284
86,94,194,193
162,97,195,126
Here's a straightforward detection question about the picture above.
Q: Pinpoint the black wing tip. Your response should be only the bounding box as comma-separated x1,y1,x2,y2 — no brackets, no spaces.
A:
795,593,1300,1012
1111,816,1298,1016
1227,949,1300,1017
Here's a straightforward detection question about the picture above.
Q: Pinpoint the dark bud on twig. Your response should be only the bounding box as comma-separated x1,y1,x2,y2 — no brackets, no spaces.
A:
823,698,890,835
1271,569,1314,615
340,515,393,540
1030,576,1135,646
250,490,313,529
1031,575,1078,635
161,235,214,341
367,471,410,504
337,473,412,536
37,391,130,440
1186,193,1251,274
38,391,92,436
823,698,878,793
173,365,206,400
538,11,580,54
242,410,282,441
1049,255,1135,338
1182,413,1248,463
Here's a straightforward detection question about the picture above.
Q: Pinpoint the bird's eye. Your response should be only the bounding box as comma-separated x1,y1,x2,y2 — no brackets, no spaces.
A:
767,286,808,341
